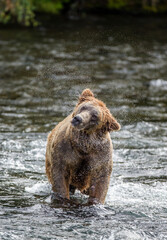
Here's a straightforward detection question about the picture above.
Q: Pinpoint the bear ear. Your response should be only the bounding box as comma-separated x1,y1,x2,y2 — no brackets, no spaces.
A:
104,111,121,132
107,117,121,132
78,89,94,103
80,89,94,98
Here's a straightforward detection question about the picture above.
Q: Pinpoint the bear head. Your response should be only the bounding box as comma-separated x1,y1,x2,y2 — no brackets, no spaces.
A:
71,89,121,133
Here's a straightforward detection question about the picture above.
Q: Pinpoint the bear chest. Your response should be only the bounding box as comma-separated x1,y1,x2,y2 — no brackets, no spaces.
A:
71,132,109,155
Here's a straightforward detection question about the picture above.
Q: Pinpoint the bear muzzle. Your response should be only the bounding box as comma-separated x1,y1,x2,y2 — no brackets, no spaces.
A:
71,115,82,126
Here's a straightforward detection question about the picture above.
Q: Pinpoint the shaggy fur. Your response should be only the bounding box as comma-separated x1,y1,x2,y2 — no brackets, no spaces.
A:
45,89,120,204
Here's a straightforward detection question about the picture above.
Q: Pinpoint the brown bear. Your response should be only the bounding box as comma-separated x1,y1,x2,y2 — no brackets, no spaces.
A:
45,89,120,205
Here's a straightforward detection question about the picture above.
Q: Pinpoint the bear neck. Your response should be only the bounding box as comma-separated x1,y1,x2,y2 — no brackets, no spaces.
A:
70,127,108,156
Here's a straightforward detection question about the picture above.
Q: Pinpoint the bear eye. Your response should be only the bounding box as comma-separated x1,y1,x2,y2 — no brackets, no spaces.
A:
80,106,87,111
91,114,98,121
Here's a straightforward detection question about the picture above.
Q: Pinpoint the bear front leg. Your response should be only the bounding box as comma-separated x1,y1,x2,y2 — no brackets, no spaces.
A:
88,174,111,205
51,166,70,200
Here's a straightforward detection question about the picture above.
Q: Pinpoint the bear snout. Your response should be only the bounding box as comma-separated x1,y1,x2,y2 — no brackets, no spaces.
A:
71,115,82,126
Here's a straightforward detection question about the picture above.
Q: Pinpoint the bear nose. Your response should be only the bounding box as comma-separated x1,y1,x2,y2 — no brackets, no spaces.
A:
71,116,82,126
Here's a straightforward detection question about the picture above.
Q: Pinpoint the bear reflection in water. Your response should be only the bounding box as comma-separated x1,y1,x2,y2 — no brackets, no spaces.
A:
45,89,120,205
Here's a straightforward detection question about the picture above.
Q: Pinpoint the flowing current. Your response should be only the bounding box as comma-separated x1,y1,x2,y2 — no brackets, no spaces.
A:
0,15,167,240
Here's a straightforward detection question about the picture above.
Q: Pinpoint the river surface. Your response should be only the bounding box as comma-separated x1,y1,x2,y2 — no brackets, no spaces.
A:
0,15,167,240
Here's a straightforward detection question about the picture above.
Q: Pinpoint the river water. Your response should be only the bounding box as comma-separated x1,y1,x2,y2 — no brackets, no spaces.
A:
0,15,167,240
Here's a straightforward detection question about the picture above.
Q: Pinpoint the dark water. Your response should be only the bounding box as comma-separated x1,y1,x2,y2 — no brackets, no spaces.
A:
0,15,167,239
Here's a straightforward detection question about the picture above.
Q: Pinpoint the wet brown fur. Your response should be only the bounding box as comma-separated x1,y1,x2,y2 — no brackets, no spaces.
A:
45,89,120,204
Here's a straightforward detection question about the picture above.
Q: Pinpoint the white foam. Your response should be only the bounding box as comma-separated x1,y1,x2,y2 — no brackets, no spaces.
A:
106,230,144,240
106,180,167,212
2,140,22,150
149,79,167,90
25,182,50,196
